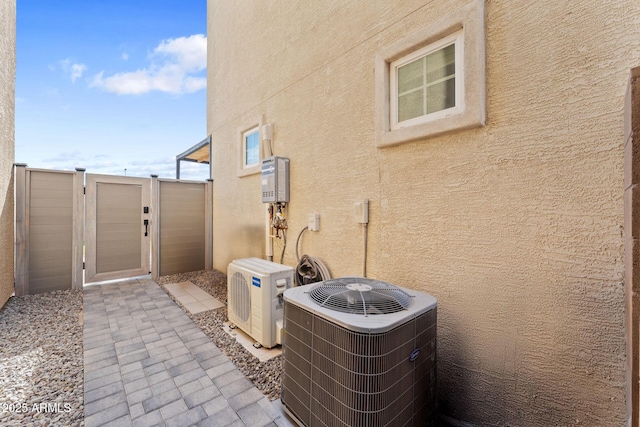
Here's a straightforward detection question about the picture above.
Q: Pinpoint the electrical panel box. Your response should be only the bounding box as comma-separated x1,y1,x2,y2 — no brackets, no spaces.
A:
262,156,290,203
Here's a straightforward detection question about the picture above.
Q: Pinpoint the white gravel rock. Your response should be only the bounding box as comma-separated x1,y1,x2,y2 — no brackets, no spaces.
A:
0,290,84,427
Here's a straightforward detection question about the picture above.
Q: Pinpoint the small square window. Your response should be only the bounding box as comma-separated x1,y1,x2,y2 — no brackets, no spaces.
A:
391,34,461,129
375,0,485,148
237,115,265,177
243,127,260,168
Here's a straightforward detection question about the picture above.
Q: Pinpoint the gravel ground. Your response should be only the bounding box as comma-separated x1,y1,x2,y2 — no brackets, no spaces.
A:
156,269,284,401
0,269,280,427
0,290,84,427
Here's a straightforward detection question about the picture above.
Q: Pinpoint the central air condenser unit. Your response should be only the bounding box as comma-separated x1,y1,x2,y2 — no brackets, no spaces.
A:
281,277,438,426
227,258,293,348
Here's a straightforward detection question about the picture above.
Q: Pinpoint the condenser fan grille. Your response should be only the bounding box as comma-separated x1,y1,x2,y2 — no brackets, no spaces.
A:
309,277,411,315
230,271,250,322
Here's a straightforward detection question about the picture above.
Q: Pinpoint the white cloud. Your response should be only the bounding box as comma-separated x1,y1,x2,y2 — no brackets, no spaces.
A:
57,58,88,83
122,53,129,61
91,34,207,95
70,63,87,82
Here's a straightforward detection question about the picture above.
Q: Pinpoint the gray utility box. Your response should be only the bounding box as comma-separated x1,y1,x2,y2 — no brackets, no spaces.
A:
261,156,289,203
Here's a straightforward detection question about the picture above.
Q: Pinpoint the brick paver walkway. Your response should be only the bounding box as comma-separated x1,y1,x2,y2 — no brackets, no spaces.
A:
83,278,289,427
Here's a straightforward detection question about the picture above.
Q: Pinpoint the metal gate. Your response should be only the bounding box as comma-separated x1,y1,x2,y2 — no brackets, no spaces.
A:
84,174,151,284
14,165,212,295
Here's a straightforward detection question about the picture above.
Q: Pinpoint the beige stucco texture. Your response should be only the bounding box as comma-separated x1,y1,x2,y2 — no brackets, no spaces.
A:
208,1,640,424
0,0,16,309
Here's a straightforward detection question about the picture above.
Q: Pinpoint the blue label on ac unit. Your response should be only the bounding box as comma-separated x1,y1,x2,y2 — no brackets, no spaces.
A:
252,277,261,288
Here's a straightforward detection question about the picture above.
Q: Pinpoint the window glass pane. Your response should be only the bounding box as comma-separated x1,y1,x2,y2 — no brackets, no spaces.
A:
398,58,424,93
426,78,456,114
245,131,259,166
398,89,425,122
426,44,455,82
395,42,456,124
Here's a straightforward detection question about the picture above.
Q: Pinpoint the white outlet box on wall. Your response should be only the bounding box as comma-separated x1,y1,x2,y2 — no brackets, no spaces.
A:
308,213,320,231
354,200,369,224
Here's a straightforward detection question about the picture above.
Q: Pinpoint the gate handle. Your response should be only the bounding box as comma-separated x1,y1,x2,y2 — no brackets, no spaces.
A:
144,219,149,236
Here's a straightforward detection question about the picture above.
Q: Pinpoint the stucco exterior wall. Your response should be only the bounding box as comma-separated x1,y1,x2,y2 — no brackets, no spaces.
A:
208,1,640,424
0,1,16,309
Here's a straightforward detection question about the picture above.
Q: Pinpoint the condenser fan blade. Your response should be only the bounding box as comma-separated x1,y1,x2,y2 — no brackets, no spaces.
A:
309,277,411,315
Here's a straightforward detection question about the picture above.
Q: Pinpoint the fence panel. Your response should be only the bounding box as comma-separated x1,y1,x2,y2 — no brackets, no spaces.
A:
15,166,83,295
153,178,212,277
15,167,212,293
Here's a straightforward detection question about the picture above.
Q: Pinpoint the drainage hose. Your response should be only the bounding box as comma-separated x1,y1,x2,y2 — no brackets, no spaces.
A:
295,254,331,287
294,226,331,286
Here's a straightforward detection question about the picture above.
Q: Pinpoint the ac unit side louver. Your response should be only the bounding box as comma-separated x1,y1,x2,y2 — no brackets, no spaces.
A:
227,258,294,348
282,277,437,426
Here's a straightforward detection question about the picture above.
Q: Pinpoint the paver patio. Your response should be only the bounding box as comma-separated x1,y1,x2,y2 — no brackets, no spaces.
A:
83,277,292,427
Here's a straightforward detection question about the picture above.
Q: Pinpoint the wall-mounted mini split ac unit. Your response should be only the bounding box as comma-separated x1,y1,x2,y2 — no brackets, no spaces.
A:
227,257,294,348
282,277,438,426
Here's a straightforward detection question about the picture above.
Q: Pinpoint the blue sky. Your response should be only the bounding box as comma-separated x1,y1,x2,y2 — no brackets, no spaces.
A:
16,0,209,180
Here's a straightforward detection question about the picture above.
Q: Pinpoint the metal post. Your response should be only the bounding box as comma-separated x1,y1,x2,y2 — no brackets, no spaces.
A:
150,175,160,279
72,168,85,289
14,163,27,296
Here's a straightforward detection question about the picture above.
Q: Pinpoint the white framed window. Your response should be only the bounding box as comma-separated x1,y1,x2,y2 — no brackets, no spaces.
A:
375,0,485,148
237,115,265,177
243,127,260,168
390,31,463,130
